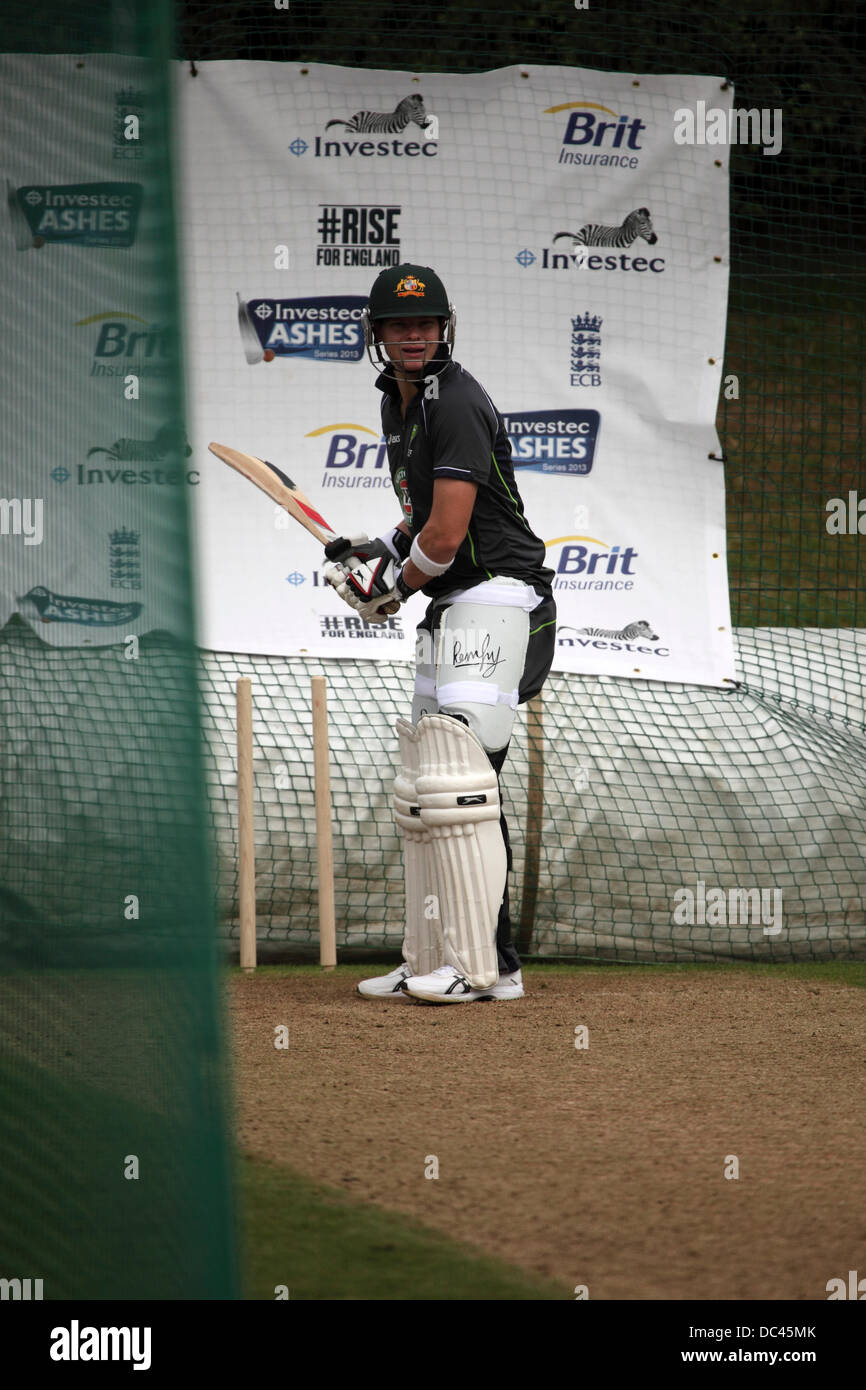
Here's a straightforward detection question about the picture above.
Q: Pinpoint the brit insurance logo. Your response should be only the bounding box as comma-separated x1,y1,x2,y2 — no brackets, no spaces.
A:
545,101,648,169
547,535,640,591
306,422,393,491
77,311,177,381
290,94,438,159
305,421,396,597
515,207,664,275
316,204,401,268
504,410,600,475
8,182,142,249
236,295,366,364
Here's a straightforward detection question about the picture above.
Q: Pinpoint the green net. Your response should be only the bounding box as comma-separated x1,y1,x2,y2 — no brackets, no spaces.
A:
1,0,863,1073
175,0,865,638
195,632,864,964
172,1,864,961
0,4,237,1298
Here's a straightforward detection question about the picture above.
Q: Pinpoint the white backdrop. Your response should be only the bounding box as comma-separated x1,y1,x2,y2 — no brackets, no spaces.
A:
178,61,735,687
1,57,736,689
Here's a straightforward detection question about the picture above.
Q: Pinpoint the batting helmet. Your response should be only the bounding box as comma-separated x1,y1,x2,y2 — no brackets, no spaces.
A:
362,263,456,377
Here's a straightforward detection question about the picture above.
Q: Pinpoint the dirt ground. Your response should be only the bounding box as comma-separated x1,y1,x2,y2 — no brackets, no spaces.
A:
229,969,865,1299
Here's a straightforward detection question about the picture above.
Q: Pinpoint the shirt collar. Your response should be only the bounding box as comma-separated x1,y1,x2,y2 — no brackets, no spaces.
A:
376,350,456,400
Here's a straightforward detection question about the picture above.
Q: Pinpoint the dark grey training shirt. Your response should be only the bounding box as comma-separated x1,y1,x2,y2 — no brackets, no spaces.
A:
376,357,555,603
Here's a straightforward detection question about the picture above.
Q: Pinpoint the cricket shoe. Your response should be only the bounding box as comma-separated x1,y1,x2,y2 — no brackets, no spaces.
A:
357,963,416,1000
402,964,524,1004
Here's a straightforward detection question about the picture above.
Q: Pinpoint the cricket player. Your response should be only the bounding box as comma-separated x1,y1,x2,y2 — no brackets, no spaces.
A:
323,264,556,1003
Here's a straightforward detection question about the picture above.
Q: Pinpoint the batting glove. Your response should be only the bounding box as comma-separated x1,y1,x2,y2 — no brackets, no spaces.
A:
323,559,404,622
321,541,397,623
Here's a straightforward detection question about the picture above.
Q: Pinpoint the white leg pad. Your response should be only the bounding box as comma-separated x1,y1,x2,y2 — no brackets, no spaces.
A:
415,714,506,989
393,717,443,976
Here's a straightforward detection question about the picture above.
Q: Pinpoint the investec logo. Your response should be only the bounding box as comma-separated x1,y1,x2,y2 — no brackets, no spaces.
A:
547,535,639,591
294,94,439,158
504,410,600,476
518,209,665,276
309,422,393,490
240,297,367,363
546,101,647,168
78,311,175,380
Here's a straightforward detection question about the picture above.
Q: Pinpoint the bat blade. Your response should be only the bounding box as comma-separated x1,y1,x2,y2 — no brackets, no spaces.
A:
208,441,337,544
207,441,400,614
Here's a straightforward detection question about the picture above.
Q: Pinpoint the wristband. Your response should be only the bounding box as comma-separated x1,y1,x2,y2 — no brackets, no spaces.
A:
409,534,454,578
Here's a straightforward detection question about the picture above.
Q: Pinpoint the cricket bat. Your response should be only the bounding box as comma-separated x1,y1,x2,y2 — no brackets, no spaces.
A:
207,442,400,614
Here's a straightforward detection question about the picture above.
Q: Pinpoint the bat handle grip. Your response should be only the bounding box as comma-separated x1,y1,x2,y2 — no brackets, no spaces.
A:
323,535,353,562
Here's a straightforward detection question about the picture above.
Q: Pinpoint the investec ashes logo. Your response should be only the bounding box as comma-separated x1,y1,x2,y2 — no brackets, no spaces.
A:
8,182,142,248
17,587,142,627
316,205,401,267
237,296,366,363
546,101,647,168
504,410,600,476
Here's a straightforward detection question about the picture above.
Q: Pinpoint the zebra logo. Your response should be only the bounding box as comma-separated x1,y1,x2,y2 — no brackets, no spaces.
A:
325,95,431,136
86,423,193,462
554,207,658,249
560,620,660,641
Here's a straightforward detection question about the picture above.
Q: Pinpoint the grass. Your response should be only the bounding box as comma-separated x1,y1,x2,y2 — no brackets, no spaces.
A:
237,1154,570,1300
720,304,864,628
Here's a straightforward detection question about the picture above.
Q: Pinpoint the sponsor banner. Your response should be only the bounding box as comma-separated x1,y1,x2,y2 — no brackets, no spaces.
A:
0,56,734,687
0,54,195,646
175,60,733,685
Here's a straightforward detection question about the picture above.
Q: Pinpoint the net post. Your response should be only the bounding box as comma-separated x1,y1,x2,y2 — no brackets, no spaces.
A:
312,675,337,970
236,676,257,971
517,690,544,955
